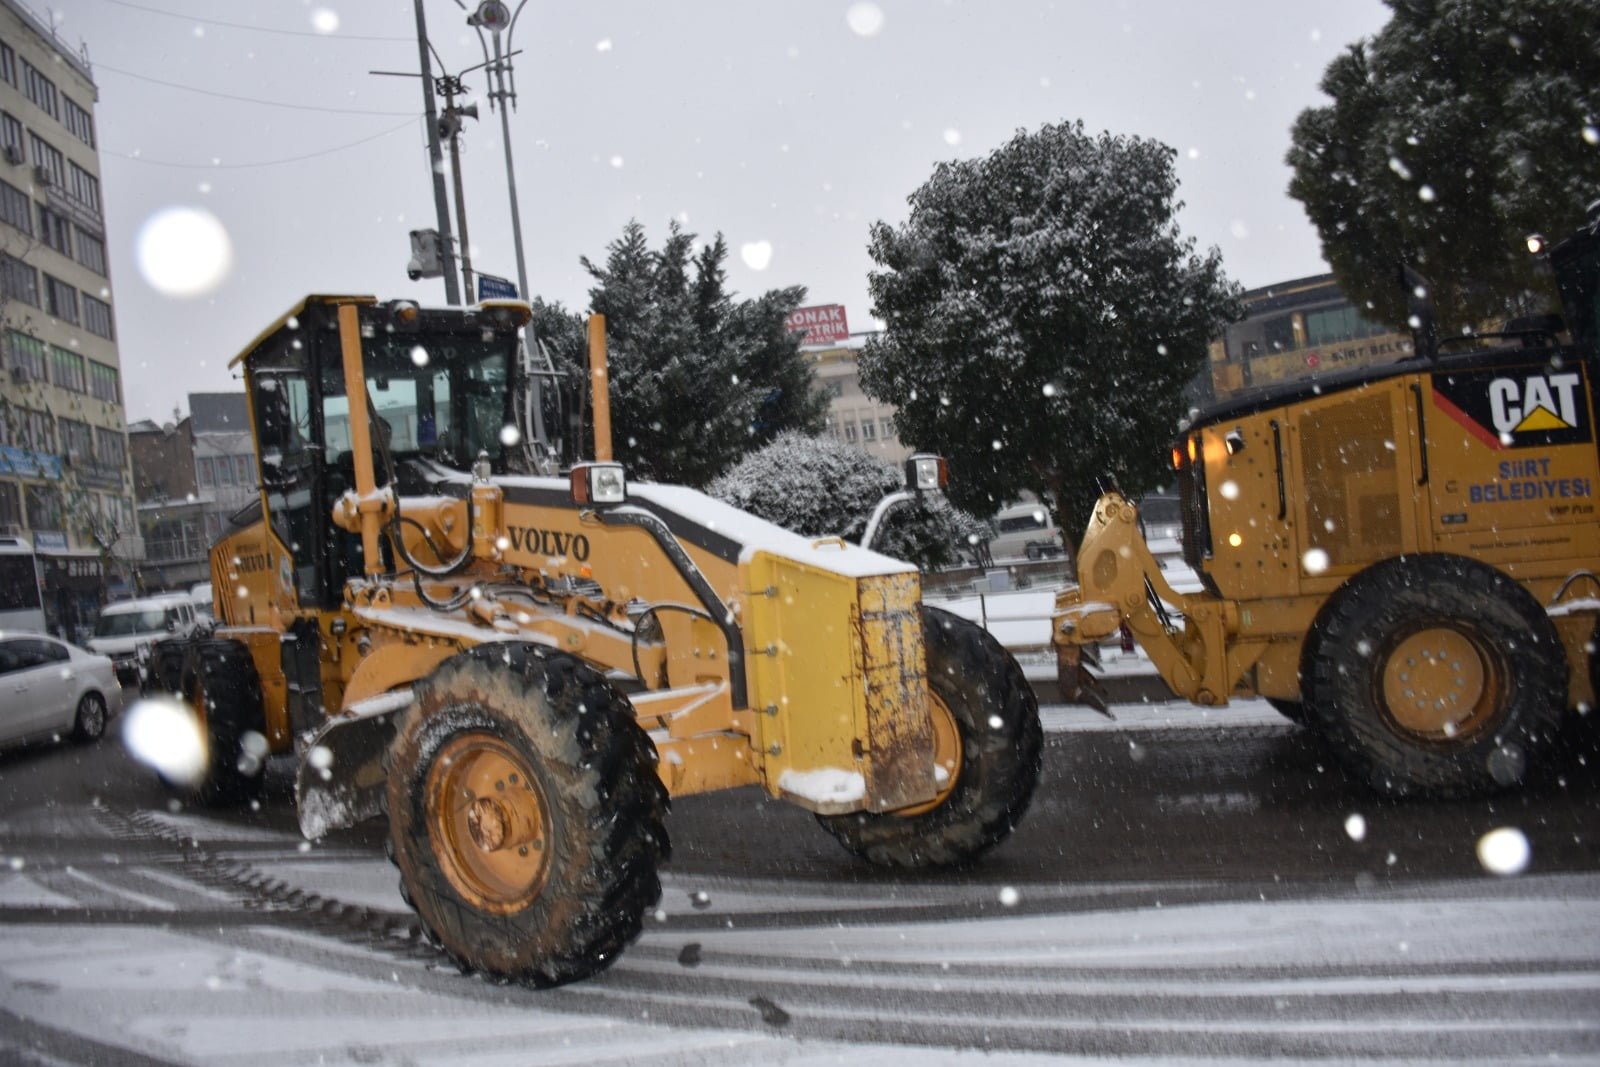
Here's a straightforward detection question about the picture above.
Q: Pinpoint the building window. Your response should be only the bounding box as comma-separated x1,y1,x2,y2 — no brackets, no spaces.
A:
0,482,20,528
0,254,38,307
75,229,106,275
5,331,47,382
83,294,113,339
861,418,877,442
27,131,63,187
1304,305,1386,347
0,111,20,160
0,406,54,452
843,420,858,443
59,418,93,467
88,360,119,403
43,274,78,324
4,406,55,453
62,98,93,148
217,455,236,485
50,346,86,392
66,163,98,214
25,484,61,531
1261,315,1297,353
196,456,214,488
94,427,125,470
234,455,251,483
823,379,844,399
879,417,895,440
0,178,30,235
20,59,58,121
38,204,70,253
0,43,14,88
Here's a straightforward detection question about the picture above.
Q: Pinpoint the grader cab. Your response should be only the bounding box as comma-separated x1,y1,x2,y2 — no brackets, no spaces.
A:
1056,204,1600,799
146,294,1041,986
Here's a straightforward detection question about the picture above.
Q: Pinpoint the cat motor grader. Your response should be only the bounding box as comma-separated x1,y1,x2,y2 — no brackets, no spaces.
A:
143,295,1041,986
1055,203,1600,798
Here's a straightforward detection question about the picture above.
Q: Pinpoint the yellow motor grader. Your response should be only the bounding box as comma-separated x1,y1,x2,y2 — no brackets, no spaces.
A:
1055,204,1600,798
145,295,1041,986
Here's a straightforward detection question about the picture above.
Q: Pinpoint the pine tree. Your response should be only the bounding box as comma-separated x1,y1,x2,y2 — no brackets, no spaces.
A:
547,221,827,486
1287,0,1600,331
860,121,1239,536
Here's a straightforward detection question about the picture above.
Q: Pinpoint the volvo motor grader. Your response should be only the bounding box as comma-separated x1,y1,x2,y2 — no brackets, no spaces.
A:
145,295,1041,986
1056,205,1600,798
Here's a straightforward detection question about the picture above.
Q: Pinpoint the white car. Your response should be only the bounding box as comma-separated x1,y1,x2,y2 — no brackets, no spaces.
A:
0,632,123,748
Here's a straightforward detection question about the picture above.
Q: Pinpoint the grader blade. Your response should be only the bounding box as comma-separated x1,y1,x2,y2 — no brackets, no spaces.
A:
295,702,407,840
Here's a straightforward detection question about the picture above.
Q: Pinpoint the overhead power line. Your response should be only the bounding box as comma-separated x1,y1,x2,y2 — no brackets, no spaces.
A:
95,62,417,116
104,115,420,169
98,0,414,42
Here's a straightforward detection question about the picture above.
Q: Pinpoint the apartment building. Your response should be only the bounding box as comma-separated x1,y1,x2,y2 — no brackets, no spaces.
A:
0,0,136,631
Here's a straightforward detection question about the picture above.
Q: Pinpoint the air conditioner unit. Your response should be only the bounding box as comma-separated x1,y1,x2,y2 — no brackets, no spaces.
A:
32,164,50,186
2,145,21,166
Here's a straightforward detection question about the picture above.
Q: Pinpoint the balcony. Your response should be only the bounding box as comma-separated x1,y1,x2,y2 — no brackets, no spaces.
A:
141,533,208,565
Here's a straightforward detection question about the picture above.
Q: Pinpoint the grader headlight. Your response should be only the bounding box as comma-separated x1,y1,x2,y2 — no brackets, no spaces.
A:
570,461,627,506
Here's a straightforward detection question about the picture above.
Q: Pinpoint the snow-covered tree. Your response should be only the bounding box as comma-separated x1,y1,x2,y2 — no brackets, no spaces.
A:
536,221,828,486
860,121,1239,537
1287,0,1600,332
707,431,985,572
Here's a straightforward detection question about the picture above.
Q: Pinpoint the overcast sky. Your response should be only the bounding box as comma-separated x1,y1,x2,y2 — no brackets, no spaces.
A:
40,0,1393,424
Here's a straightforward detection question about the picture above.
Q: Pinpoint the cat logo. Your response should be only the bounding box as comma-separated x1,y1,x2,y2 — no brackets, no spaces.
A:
1432,365,1592,450
1489,372,1582,435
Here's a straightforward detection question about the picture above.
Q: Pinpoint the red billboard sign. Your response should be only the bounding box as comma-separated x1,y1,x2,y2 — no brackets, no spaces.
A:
785,304,849,347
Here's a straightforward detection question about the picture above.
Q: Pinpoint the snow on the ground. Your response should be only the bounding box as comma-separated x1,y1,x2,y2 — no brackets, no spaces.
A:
1038,698,1288,733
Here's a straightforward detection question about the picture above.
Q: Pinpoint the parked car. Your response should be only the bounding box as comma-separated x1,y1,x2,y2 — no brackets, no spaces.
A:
86,595,200,686
0,632,123,748
986,502,1065,561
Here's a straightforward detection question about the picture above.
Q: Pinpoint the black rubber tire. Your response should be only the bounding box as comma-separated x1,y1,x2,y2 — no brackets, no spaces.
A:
1266,697,1307,726
148,638,268,805
145,639,189,696
817,605,1043,867
1305,554,1566,797
72,691,107,742
191,640,269,805
386,643,668,987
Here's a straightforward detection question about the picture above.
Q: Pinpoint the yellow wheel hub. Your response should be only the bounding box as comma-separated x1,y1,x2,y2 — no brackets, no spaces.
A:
427,733,551,914
896,692,963,817
1381,627,1500,742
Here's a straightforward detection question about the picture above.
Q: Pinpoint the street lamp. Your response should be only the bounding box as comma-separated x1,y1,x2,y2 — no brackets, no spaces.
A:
465,0,560,472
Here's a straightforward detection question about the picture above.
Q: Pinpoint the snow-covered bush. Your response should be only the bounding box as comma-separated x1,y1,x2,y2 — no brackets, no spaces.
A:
708,432,985,571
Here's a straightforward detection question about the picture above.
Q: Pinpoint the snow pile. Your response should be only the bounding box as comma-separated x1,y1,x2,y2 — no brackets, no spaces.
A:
777,767,867,805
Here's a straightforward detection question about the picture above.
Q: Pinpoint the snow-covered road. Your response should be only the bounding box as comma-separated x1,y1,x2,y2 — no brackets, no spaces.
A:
2,702,1597,1065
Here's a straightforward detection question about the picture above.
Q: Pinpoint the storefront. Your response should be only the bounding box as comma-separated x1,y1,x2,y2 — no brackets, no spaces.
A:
35,535,105,644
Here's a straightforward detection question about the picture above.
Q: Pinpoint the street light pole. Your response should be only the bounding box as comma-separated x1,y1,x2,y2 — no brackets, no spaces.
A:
489,30,531,307
469,0,560,471
411,0,461,304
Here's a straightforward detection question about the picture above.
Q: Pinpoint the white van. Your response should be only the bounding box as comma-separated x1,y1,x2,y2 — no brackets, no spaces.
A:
986,502,1064,561
188,582,215,625
87,595,200,685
